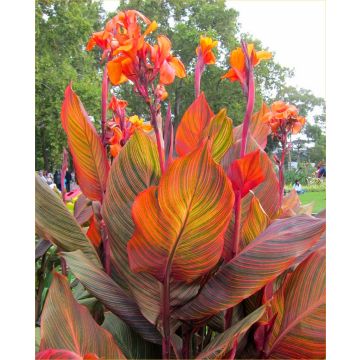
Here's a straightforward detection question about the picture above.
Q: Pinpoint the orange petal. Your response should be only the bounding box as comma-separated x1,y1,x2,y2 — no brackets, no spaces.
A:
230,48,246,72
158,35,172,62
168,56,186,78
107,58,128,85
221,68,238,82
160,60,176,85
203,51,216,65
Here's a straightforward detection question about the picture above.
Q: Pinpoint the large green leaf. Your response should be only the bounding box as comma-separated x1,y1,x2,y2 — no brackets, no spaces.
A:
38,272,125,359
127,143,234,283
173,215,325,321
101,130,162,323
61,84,109,202
196,305,266,359
102,312,162,359
265,249,326,359
35,174,101,268
63,250,162,345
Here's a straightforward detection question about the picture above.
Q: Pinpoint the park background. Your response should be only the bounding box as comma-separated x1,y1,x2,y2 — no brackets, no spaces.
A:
1,0,358,358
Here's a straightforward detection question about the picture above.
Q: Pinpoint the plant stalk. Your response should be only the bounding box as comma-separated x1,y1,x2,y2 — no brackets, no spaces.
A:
161,268,171,359
278,140,287,207
231,193,242,258
101,65,109,143
240,66,255,158
194,58,203,99
149,105,165,174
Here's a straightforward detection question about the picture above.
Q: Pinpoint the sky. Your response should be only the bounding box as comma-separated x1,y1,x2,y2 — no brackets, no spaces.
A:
102,0,325,99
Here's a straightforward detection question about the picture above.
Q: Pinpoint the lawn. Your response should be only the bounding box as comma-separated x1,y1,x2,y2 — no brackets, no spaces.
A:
299,191,326,214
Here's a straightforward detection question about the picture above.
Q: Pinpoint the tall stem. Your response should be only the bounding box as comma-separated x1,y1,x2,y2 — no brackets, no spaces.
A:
232,193,242,257
101,66,109,143
240,67,255,158
194,60,202,99
278,140,287,207
149,105,165,174
161,269,171,359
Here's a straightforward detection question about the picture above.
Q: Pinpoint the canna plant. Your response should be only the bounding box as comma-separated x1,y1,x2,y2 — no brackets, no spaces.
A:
35,9,326,360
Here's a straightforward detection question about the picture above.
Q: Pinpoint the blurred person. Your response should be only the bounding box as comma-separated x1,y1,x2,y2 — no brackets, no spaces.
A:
293,179,305,194
65,169,72,192
54,170,61,191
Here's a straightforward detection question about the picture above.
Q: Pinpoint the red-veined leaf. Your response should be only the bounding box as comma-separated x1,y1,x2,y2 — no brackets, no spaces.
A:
39,272,125,359
36,349,83,359
61,84,109,202
101,130,163,323
265,249,325,359
234,102,270,149
195,305,266,359
74,193,93,225
205,108,234,163
35,174,101,268
102,312,162,359
127,143,234,283
175,92,214,156
63,250,162,345
173,215,325,321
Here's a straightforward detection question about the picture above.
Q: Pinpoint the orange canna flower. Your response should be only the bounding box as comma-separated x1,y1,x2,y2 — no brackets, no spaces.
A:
196,36,218,65
128,115,153,134
108,127,123,158
153,36,186,85
222,44,272,84
108,96,128,112
262,101,306,135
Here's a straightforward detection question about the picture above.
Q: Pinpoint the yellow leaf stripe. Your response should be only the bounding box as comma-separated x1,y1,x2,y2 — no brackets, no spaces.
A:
173,215,325,321
61,84,109,202
265,249,325,358
128,142,235,283
35,174,101,268
39,272,125,359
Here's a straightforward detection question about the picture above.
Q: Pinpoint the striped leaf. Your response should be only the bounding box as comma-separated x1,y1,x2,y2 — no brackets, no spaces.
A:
39,272,125,359
74,193,93,226
101,130,163,324
35,174,101,268
265,249,326,359
173,215,325,321
63,250,162,345
195,305,266,359
36,349,83,359
175,92,214,156
102,312,162,359
234,102,270,149
127,143,234,283
175,94,233,162
61,84,109,202
205,108,234,163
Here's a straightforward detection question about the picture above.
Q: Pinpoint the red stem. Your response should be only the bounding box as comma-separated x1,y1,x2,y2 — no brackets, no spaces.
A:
149,105,165,174
101,221,111,275
101,66,108,143
194,56,204,99
231,193,242,258
240,66,255,158
161,268,171,359
278,140,287,207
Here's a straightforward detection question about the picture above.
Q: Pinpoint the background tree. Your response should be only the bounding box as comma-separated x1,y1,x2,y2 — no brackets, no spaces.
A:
35,0,104,171
35,0,325,169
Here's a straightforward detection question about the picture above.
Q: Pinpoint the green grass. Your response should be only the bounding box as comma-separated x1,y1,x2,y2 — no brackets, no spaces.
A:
299,191,326,214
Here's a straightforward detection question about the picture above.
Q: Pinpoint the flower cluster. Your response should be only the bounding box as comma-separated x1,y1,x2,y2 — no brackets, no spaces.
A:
106,96,152,157
87,10,186,99
262,100,306,137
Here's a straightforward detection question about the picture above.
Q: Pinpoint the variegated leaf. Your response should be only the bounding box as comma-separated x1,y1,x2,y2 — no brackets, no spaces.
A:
61,84,109,202
39,273,125,359
173,215,325,321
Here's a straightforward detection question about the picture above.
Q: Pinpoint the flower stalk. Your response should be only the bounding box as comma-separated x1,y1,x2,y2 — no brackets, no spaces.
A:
101,66,109,143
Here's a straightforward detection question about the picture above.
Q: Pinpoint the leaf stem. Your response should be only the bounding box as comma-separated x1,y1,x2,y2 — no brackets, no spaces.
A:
149,104,165,174
194,57,203,99
231,193,242,258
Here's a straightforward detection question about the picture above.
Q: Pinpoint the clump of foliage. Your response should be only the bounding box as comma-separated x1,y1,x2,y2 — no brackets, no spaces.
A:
35,9,326,359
